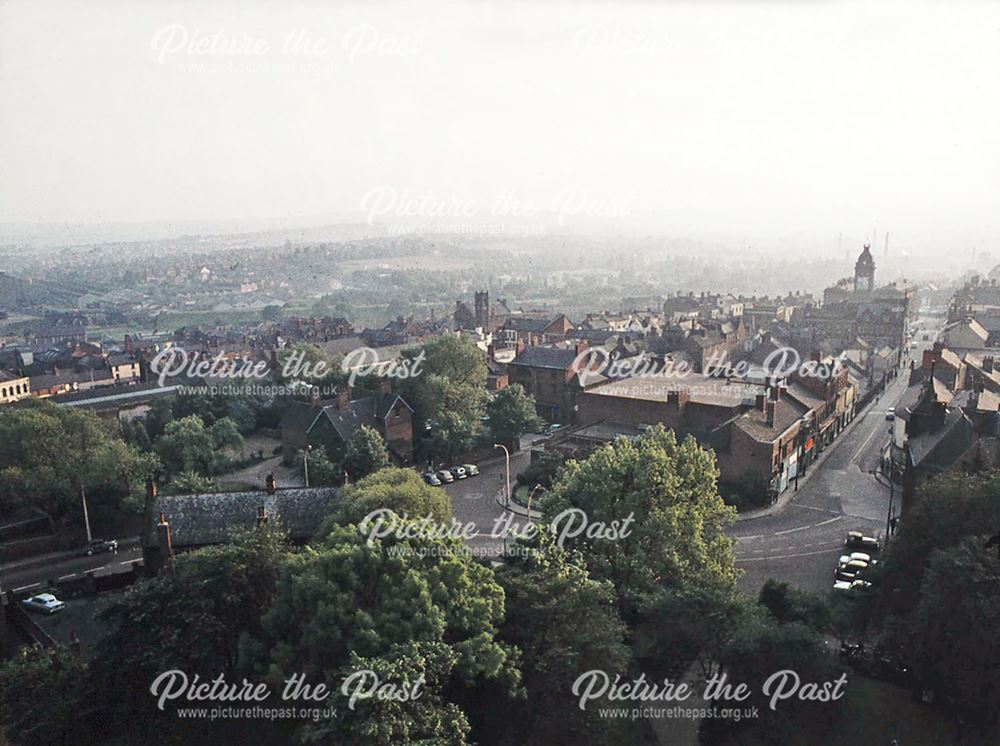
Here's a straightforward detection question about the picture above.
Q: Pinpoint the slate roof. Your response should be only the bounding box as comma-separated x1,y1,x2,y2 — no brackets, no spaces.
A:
908,408,973,473
735,397,808,443
508,346,580,370
143,487,340,549
503,317,552,333
281,391,413,442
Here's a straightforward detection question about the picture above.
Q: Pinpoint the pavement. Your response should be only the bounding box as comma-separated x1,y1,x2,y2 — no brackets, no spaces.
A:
733,317,938,595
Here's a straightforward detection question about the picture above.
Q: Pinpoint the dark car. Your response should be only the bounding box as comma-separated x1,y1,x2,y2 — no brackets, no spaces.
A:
845,531,880,552
82,539,118,556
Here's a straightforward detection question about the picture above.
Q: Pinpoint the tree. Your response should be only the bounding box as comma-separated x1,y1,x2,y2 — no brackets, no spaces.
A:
0,400,158,520
154,415,216,476
0,645,84,745
705,615,843,742
262,521,519,744
332,467,452,526
399,335,488,460
168,470,217,494
758,579,831,631
489,528,633,744
487,384,541,447
908,537,1000,727
542,425,737,622
343,424,390,480
154,415,244,477
515,450,564,490
261,304,284,321
90,524,291,727
878,471,1000,617
303,448,343,486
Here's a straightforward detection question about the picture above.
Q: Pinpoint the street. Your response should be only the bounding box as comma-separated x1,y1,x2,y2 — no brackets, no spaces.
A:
734,316,939,594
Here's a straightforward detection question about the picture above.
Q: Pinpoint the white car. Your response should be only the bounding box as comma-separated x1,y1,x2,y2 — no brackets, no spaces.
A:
838,552,874,568
22,593,65,615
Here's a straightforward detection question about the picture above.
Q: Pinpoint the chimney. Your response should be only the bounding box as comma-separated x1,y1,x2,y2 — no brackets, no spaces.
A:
766,400,776,427
157,513,174,570
984,356,995,374
337,386,350,409
486,343,495,362
310,386,321,409
266,473,276,495
257,505,269,526
575,340,589,357
756,392,767,412
379,377,392,396
516,338,526,356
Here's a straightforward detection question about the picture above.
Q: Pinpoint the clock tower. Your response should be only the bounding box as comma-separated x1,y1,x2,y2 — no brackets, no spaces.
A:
854,243,875,293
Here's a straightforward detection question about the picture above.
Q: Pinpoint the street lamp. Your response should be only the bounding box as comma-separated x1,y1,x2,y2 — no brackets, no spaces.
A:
527,483,544,517
303,445,313,488
494,443,511,509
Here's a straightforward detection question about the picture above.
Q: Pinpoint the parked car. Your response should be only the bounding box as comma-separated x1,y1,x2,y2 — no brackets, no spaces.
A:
885,410,895,421
449,466,468,479
845,531,880,552
423,471,442,486
22,593,65,615
835,560,870,580
436,469,455,484
546,423,564,436
834,579,873,596
462,463,479,476
81,539,118,556
838,552,875,568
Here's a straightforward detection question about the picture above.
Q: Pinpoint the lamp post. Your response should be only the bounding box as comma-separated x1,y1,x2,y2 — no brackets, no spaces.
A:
527,483,544,517
303,445,313,487
494,443,511,509
80,485,92,543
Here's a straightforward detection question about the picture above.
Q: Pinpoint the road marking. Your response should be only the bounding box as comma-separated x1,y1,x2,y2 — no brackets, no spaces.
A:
774,525,811,536
814,516,843,527
736,546,844,562
796,504,841,515
57,573,77,580
119,559,142,565
12,583,40,593
735,534,763,541
852,426,880,462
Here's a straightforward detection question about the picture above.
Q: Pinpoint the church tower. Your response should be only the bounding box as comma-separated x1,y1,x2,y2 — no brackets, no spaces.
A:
854,243,875,293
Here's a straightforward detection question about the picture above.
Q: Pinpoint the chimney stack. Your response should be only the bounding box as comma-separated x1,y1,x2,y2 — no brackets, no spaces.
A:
379,377,393,396
766,400,776,427
257,505,269,526
756,392,767,412
984,356,995,374
157,513,174,571
486,343,495,362
337,386,350,409
266,473,276,495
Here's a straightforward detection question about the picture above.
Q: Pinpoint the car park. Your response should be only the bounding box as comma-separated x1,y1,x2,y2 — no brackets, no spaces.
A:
462,463,479,476
22,593,65,615
449,465,468,479
436,469,455,484
81,538,118,556
423,471,442,486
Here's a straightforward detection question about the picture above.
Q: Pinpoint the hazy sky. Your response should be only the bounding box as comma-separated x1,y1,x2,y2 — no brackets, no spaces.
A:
1,0,998,251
